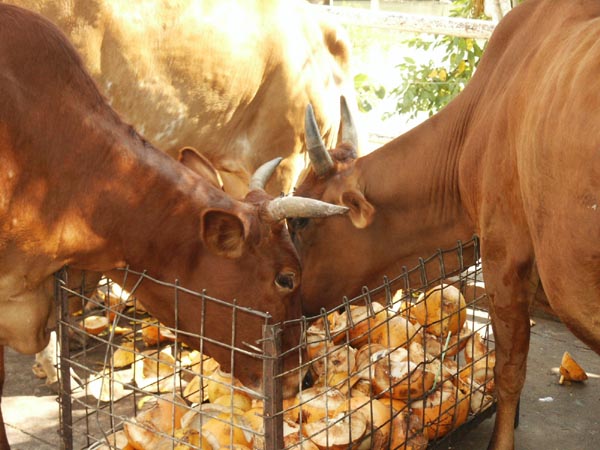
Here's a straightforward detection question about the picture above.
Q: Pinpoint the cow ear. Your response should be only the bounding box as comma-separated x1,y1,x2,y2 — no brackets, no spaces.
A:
340,189,374,229
178,147,224,190
201,209,247,258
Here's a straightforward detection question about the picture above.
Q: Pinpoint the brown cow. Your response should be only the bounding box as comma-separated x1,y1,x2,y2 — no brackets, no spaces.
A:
1,0,357,198
291,1,600,449
0,4,348,448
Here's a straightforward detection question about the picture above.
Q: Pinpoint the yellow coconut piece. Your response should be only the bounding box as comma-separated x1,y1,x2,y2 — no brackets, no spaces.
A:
335,396,392,450
182,375,205,404
283,420,320,450
389,411,429,450
367,347,435,401
459,358,496,393
370,314,422,349
94,430,134,450
355,343,389,371
133,348,180,393
307,310,348,343
206,368,246,404
290,386,347,423
141,320,178,346
302,410,367,450
182,353,220,402
172,427,219,450
341,301,388,348
317,370,361,394
457,378,494,415
464,332,491,364
81,315,109,335
306,311,348,360
244,407,264,432
412,284,467,337
124,394,188,449
422,323,472,358
559,351,588,384
188,351,220,375
200,412,253,448
88,369,131,402
178,404,255,448
311,344,357,381
460,336,496,394
351,379,374,397
112,341,137,369
212,392,253,413
410,381,469,441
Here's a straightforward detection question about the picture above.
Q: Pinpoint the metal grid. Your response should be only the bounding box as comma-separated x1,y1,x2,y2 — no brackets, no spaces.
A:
56,237,495,449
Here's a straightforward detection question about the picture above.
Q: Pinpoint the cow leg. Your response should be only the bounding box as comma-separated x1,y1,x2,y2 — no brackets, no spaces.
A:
482,242,538,450
0,345,9,450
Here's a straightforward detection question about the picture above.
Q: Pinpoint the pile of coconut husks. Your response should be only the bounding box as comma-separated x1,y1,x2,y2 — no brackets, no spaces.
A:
80,283,496,450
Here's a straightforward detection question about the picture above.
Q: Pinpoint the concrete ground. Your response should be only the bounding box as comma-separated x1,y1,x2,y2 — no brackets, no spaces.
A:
3,312,599,450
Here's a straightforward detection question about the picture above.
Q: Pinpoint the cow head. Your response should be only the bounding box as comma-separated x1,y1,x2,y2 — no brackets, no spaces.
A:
290,97,380,315
165,153,349,397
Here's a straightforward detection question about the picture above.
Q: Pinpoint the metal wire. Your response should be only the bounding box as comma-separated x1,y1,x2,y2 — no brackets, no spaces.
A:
56,237,496,449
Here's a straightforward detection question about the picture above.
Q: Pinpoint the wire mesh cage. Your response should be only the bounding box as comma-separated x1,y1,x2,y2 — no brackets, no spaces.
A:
56,237,495,449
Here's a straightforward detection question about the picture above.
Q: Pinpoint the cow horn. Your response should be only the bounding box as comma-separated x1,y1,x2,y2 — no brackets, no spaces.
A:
266,196,348,222
249,157,283,191
305,104,334,177
340,96,359,154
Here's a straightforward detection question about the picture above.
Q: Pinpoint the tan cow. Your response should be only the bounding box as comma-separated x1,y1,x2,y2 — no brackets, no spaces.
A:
0,5,348,448
1,0,356,198
291,1,600,449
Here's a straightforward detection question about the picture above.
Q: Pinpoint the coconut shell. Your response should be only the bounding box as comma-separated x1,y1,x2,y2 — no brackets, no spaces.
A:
302,411,367,450
368,347,435,401
311,344,357,380
389,411,429,450
410,381,469,440
559,351,588,384
290,386,347,423
283,420,320,450
335,396,392,450
341,302,388,348
370,315,422,349
124,394,188,449
81,315,109,335
112,341,137,369
133,348,182,393
206,368,245,404
201,412,254,448
412,284,467,337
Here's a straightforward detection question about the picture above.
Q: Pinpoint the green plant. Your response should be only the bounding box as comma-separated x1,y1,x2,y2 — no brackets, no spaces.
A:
354,72,386,113
386,0,488,119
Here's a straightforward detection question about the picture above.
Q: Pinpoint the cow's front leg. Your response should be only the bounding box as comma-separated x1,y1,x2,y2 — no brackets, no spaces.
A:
0,345,10,450
483,246,538,450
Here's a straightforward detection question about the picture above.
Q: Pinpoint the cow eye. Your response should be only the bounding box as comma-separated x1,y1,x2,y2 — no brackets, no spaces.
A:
289,217,309,231
275,271,296,291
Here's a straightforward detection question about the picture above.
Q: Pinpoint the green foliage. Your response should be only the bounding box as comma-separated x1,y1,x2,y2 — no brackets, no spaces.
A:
387,0,488,119
354,72,386,113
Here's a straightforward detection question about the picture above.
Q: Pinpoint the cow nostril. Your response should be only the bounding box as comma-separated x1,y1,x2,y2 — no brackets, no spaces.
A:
275,272,295,291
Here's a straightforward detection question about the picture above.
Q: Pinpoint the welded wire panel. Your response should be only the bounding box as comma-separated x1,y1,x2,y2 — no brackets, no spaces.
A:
56,237,496,449
274,237,495,449
56,269,270,450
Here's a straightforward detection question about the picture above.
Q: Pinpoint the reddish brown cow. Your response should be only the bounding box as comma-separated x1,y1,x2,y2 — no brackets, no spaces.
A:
0,5,347,448
1,0,357,198
291,1,600,448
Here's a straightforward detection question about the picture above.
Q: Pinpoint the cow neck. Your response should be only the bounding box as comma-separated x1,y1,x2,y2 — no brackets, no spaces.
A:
65,124,237,281
355,96,477,260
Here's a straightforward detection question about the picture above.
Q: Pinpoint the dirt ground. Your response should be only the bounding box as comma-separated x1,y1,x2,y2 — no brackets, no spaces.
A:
2,311,599,450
